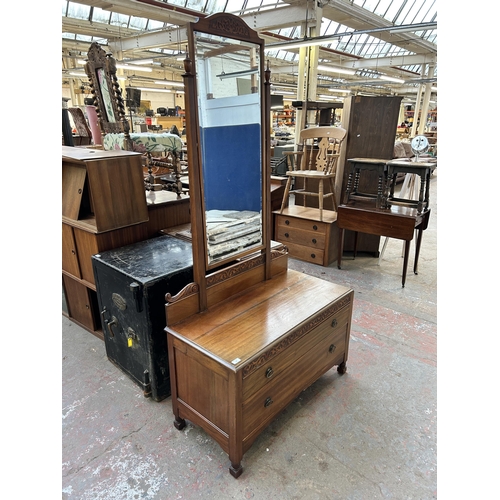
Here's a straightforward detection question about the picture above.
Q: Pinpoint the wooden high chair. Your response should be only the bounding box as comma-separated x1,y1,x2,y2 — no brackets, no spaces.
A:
279,126,347,221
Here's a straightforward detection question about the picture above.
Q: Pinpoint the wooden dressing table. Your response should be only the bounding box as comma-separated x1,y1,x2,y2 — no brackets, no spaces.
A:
164,13,354,478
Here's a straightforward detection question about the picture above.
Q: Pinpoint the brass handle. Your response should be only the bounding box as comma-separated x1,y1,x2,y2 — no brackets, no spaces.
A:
329,344,336,353
265,367,274,379
331,319,338,328
264,397,274,408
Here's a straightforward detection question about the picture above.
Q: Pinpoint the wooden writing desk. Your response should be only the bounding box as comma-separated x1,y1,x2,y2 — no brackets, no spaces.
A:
337,201,431,287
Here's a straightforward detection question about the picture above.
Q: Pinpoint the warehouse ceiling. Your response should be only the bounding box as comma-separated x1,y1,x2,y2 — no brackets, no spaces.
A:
62,0,437,104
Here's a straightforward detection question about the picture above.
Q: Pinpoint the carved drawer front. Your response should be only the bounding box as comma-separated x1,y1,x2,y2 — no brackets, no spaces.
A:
242,308,350,438
242,304,350,401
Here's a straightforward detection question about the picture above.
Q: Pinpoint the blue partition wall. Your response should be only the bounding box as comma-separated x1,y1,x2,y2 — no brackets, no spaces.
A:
201,123,261,212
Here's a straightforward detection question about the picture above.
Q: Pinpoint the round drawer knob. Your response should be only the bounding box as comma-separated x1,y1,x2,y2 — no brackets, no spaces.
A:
312,238,317,244
285,220,290,225
329,344,336,353
264,397,274,408
284,233,289,238
331,319,338,328
312,225,318,230
311,253,316,258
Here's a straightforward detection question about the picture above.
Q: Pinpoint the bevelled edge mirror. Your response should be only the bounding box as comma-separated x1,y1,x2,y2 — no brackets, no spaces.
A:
84,42,131,141
183,13,271,283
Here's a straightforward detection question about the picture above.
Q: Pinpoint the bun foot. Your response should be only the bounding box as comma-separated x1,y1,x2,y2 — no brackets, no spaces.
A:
337,362,347,375
174,417,186,430
229,463,243,478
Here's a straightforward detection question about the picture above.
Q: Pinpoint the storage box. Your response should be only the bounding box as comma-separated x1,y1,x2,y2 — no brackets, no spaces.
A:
92,235,193,401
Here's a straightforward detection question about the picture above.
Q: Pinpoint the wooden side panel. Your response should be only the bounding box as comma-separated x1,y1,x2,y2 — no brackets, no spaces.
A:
62,274,100,334
73,228,100,285
86,156,149,232
62,163,86,220
173,340,229,433
62,224,81,278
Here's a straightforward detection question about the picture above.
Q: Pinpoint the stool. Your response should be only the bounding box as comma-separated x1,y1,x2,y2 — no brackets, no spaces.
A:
385,159,435,213
343,158,389,209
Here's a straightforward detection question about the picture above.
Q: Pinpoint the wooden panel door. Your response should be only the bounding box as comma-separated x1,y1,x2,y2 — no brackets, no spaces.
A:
62,223,81,278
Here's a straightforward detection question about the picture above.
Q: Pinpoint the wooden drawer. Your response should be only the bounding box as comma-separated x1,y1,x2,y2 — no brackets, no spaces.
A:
276,214,327,235
276,225,326,250
280,241,325,265
242,304,350,400
242,318,348,438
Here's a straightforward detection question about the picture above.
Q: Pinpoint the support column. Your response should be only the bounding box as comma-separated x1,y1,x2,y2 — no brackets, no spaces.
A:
418,64,434,135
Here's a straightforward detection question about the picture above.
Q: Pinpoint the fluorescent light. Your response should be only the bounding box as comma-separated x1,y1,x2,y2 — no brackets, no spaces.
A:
128,58,153,65
431,86,437,91
379,75,405,84
327,88,351,94
117,64,152,72
317,64,356,76
154,80,184,87
138,87,172,93
272,91,295,95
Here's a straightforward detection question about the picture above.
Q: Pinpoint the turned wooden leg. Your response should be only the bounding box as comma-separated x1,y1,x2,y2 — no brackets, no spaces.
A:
229,462,243,478
402,239,411,287
174,417,186,430
280,176,293,213
337,362,347,375
318,179,324,221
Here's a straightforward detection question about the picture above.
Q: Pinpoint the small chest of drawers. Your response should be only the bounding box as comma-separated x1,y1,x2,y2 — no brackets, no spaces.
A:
274,206,339,266
166,269,353,477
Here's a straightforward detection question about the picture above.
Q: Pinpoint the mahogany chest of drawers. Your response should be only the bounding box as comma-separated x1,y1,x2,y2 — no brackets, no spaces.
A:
274,206,340,266
166,269,353,477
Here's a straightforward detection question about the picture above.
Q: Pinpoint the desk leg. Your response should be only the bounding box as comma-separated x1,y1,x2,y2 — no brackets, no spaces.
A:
353,232,359,259
402,240,411,287
337,228,344,269
414,227,424,275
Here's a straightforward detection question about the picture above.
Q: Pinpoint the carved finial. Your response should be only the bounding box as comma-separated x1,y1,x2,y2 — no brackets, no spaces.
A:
183,46,192,74
265,60,270,83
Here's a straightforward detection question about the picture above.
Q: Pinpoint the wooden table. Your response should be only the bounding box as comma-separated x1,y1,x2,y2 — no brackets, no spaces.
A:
337,201,431,287
385,159,435,213
343,158,389,208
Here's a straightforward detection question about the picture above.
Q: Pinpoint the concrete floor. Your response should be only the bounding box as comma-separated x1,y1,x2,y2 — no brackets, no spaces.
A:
62,175,437,499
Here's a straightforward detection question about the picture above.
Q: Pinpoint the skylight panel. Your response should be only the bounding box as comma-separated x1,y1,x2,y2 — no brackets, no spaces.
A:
110,12,131,27
185,0,207,12
66,1,90,20
91,7,111,24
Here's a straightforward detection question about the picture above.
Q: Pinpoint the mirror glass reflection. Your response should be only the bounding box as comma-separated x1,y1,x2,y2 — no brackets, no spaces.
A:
193,31,263,266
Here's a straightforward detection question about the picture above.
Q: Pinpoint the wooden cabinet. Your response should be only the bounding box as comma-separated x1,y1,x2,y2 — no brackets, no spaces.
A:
167,269,353,477
338,96,402,254
274,206,339,266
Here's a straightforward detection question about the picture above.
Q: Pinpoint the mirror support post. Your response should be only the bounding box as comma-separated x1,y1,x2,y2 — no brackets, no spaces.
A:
183,49,208,311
